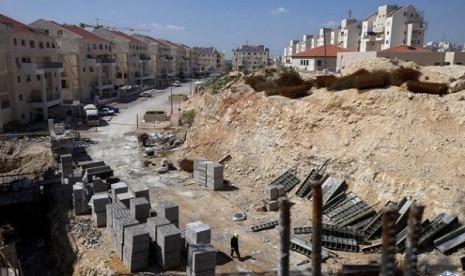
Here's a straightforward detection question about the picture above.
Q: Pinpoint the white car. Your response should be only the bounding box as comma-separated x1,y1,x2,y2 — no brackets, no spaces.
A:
139,91,152,97
98,107,115,116
171,81,181,87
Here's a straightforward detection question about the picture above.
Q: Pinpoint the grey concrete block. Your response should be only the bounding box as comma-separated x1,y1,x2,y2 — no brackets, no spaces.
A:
186,221,211,245
123,247,149,272
193,157,207,171
90,193,110,212
277,184,286,196
206,177,223,191
106,202,127,228
112,233,123,259
92,177,107,193
197,161,213,172
130,184,150,202
157,224,182,252
186,267,215,276
73,199,89,215
112,208,131,231
130,197,151,223
267,200,279,211
72,184,85,200
267,186,278,201
114,217,139,242
116,192,134,208
188,244,216,272
156,201,179,223
206,163,223,178
110,182,128,201
146,216,171,242
92,211,107,227
155,245,181,270
193,170,206,185
124,224,150,253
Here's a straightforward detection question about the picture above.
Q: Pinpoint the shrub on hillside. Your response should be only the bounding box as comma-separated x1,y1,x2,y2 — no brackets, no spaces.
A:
278,83,313,99
390,67,421,86
245,76,277,93
180,109,196,125
275,70,304,87
406,80,448,95
354,71,390,90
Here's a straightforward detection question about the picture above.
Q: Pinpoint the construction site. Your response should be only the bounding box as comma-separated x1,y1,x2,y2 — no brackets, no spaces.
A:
2,57,465,275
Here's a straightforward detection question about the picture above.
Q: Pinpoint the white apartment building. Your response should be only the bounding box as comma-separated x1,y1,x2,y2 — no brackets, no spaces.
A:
30,20,116,103
360,4,427,52
338,18,362,51
192,47,225,76
0,14,63,132
298,35,314,53
232,45,269,71
283,40,300,66
92,29,150,87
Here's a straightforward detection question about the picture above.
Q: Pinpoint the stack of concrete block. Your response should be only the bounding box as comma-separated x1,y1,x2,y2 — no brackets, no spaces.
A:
146,216,171,242
187,244,216,276
266,186,280,211
123,224,150,272
117,192,135,208
89,193,110,227
130,197,151,223
72,182,88,215
106,202,127,234
111,182,128,202
91,177,108,193
193,157,208,185
155,224,182,270
156,201,179,227
113,216,139,258
109,208,131,257
185,221,211,245
60,154,73,181
82,165,114,183
206,162,224,191
131,184,150,202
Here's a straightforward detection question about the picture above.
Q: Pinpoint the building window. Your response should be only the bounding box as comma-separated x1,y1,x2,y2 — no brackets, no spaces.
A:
29,40,35,48
52,43,55,48
13,38,17,45
90,67,94,72
26,75,31,82
46,42,50,48
1,100,10,109
93,44,97,49
17,76,21,83
317,60,322,66
19,94,23,101
21,39,25,46
99,44,102,50
57,30,63,35
83,67,86,72
36,74,41,81
39,41,44,49
386,40,389,44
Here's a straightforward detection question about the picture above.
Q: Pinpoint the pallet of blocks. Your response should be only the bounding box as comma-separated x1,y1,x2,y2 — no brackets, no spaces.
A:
155,223,182,270
123,224,150,272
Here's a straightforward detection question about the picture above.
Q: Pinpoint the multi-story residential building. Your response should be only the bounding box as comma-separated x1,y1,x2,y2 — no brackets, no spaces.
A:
0,14,63,132
298,35,314,53
425,41,464,52
92,28,150,87
133,34,168,86
315,28,333,48
232,44,269,71
30,20,116,103
360,4,427,52
338,18,363,51
192,47,225,76
283,40,300,67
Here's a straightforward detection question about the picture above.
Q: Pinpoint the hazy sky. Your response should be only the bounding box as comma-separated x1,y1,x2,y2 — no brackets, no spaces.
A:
2,0,464,58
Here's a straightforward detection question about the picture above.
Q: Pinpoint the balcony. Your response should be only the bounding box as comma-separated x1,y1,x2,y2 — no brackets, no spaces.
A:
21,62,63,74
139,55,151,61
97,57,116,63
30,90,61,108
372,25,384,33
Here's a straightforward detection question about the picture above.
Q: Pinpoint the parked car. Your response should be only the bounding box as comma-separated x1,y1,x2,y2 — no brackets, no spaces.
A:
98,107,115,116
171,81,181,87
101,105,119,113
139,91,152,97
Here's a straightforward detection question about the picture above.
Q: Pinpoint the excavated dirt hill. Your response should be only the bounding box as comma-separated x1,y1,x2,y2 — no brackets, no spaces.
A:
0,138,53,175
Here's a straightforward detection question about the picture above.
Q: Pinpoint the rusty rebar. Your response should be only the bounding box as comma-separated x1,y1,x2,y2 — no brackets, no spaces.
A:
278,198,291,276
404,203,425,276
311,178,322,276
380,206,398,276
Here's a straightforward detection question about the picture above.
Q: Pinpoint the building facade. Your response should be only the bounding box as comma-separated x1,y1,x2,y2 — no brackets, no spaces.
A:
291,44,349,72
338,18,362,51
192,47,225,76
232,45,269,71
92,28,150,88
0,14,63,132
30,20,116,103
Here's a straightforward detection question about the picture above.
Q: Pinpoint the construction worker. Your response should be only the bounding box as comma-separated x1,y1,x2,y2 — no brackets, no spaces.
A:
230,232,241,260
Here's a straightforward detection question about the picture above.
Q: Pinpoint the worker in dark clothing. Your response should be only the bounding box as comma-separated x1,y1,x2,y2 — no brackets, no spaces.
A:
230,232,241,260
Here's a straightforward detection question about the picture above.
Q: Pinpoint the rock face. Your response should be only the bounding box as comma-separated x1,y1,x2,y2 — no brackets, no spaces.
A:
176,64,465,219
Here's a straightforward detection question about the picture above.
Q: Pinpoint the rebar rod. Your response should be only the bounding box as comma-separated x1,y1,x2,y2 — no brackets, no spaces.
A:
380,206,398,276
278,198,291,276
404,203,425,276
311,178,322,276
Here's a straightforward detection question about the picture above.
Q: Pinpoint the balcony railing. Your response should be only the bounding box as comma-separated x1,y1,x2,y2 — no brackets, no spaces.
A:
140,55,151,61
97,57,116,63
36,61,63,69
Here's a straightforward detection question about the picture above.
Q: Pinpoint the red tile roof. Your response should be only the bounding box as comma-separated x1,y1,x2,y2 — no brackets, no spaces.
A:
0,14,44,34
135,34,170,46
293,44,349,58
61,24,108,42
113,31,144,44
381,44,431,53
162,39,179,48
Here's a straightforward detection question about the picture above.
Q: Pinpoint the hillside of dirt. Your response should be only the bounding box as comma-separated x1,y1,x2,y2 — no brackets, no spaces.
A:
174,59,465,256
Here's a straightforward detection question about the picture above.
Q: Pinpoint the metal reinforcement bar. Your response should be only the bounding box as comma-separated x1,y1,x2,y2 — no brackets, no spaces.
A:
295,169,315,197
380,206,398,276
361,240,383,254
322,192,346,212
331,200,369,223
268,171,300,193
294,224,365,242
250,221,279,232
315,235,358,252
404,203,424,276
338,206,376,227
325,192,360,219
341,264,380,276
290,236,330,261
364,201,397,241
418,213,459,248
433,225,465,254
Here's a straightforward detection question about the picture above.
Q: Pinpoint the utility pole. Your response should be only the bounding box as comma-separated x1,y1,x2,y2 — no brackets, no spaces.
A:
323,28,328,71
